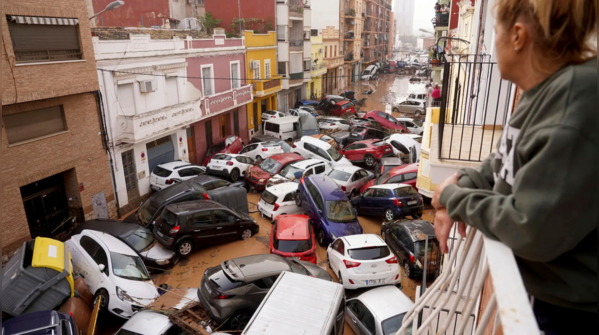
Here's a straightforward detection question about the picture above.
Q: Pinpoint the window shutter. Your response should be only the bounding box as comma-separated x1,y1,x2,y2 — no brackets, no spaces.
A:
117,84,136,115
166,77,179,105
8,22,81,63
3,106,66,144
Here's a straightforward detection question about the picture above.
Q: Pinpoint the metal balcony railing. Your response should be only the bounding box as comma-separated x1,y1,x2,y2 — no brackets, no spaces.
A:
311,62,327,71
438,55,513,162
289,39,304,46
344,52,354,62
395,227,541,335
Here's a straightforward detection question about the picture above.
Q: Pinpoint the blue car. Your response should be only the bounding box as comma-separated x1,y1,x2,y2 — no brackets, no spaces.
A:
295,175,363,246
352,184,424,221
2,310,78,335
295,100,320,109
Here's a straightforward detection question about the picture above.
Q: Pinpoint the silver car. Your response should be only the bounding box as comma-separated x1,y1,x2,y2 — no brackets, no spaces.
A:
327,165,374,198
393,100,426,116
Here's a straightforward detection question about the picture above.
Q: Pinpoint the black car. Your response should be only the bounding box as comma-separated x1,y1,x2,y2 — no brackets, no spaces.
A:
346,126,387,145
135,175,248,228
2,311,78,335
70,220,178,270
154,200,259,256
381,220,441,279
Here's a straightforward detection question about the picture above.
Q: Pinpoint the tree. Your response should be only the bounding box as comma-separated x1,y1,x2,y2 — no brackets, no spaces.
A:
199,12,221,34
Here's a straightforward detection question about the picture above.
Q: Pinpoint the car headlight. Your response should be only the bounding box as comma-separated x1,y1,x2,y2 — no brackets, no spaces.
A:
116,286,134,303
259,179,266,183
156,259,170,266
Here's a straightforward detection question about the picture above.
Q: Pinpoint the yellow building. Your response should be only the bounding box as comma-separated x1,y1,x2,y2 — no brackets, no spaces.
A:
309,35,327,99
244,30,283,138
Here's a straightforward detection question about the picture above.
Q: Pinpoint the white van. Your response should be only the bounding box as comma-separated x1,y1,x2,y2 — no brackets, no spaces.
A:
242,271,345,335
361,65,379,80
263,116,299,141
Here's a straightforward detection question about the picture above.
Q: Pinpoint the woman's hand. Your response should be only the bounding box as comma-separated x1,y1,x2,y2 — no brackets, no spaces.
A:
434,208,467,254
432,173,460,210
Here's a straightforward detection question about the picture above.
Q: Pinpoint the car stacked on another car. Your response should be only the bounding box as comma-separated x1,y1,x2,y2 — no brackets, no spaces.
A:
291,136,352,168
311,133,338,148
374,157,404,178
245,153,304,192
2,311,79,335
153,200,259,257
206,154,255,182
346,126,388,146
327,165,374,198
319,95,346,114
318,117,352,132
365,111,410,133
327,234,401,290
360,163,419,193
338,139,394,168
270,214,317,264
202,135,244,166
295,175,363,246
267,158,331,186
353,184,424,221
238,140,290,161
257,182,305,222
150,161,205,192
329,101,357,117
198,254,332,329
261,110,287,122
397,118,424,135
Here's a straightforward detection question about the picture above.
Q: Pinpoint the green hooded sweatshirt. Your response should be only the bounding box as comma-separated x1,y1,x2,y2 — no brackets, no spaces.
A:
440,58,597,313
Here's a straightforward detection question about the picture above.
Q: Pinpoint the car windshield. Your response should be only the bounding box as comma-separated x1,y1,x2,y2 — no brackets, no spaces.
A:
328,170,352,182
111,253,150,281
326,201,357,222
124,228,155,252
161,209,178,226
348,246,391,260
279,164,305,180
375,171,392,185
383,165,400,173
138,199,158,226
394,187,418,197
274,236,313,253
327,147,343,162
382,313,411,335
259,158,283,174
415,239,440,258
213,154,232,161
152,166,172,178
261,191,278,205
207,141,226,156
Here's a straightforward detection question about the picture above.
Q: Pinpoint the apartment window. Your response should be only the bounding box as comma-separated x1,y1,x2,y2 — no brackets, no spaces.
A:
230,62,240,89
253,61,261,80
304,60,311,71
334,46,337,57
7,16,82,64
311,29,318,37
3,106,67,144
277,25,286,41
117,83,136,114
264,60,271,79
166,77,179,106
325,47,328,58
202,65,214,96
278,62,287,76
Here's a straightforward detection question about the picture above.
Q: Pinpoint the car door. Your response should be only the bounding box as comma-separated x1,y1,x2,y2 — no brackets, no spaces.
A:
281,192,302,214
245,274,281,310
353,169,370,193
328,239,342,274
235,156,251,174
70,235,104,291
372,188,392,216
213,209,240,242
346,299,377,335
402,172,418,188
307,181,326,229
394,227,412,264
357,188,375,215
189,211,221,246
341,143,361,162
239,144,259,159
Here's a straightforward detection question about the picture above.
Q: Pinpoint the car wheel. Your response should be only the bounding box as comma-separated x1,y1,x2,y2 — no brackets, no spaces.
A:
385,208,395,221
94,289,109,312
393,108,400,113
256,155,262,161
415,110,423,116
294,193,302,207
229,311,251,330
404,261,412,279
230,169,240,182
240,228,253,240
364,155,376,167
317,229,327,247
176,240,194,257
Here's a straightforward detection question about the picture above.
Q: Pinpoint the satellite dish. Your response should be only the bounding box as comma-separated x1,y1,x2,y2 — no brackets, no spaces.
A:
177,18,203,31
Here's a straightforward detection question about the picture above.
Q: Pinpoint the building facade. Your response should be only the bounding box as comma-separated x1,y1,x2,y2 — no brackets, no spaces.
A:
341,0,364,85
204,0,275,36
93,27,251,214
2,0,116,260
309,34,327,99
312,0,344,95
363,0,392,68
245,30,283,138
393,0,415,36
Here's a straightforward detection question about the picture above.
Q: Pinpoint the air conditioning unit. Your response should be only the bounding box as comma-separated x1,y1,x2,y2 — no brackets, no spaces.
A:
250,60,260,70
139,80,156,93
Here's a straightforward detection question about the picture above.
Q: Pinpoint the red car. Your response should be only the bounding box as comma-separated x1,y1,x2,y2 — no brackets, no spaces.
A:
329,100,357,117
338,139,394,168
202,135,244,166
270,214,317,264
365,110,409,133
245,153,304,191
360,163,419,193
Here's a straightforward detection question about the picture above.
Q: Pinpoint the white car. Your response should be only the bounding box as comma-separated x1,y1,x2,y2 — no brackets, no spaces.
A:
327,234,401,290
405,134,422,144
397,118,423,135
261,110,287,122
206,153,255,182
238,141,288,161
393,99,426,116
385,134,421,164
115,311,185,335
257,182,305,222
150,161,205,192
288,108,314,117
66,230,159,319
291,136,352,168
327,165,374,198
318,117,352,132
345,285,414,335
267,159,332,187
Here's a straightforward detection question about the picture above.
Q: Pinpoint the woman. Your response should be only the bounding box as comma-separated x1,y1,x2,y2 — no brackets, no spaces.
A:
432,0,596,334
431,85,441,102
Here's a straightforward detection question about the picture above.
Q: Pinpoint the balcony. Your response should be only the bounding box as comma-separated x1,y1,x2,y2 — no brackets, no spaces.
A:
343,8,357,18
249,76,283,97
344,52,354,62
344,31,355,40
290,72,304,80
311,61,328,76
434,12,450,29
395,227,540,335
288,0,305,19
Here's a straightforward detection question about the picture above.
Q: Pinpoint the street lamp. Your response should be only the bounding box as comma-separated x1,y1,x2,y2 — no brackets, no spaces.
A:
90,1,125,19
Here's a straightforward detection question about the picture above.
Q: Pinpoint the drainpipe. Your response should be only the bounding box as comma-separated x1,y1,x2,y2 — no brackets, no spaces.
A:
94,89,121,218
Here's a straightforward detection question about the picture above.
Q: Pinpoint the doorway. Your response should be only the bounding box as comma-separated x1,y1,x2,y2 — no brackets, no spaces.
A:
187,127,197,164
121,149,140,202
146,136,175,174
219,114,228,138
253,102,259,132
310,82,315,99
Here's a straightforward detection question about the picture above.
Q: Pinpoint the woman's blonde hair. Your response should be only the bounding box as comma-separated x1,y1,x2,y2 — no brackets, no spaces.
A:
496,0,597,67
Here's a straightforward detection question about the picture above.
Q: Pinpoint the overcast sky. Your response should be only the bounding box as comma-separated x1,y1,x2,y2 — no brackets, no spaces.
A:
411,0,438,36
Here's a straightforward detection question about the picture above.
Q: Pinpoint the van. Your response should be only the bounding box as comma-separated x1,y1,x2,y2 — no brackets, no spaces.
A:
361,65,379,80
263,116,299,141
242,271,345,335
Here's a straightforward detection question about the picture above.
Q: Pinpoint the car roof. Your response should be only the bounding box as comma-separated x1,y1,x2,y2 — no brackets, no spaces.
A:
341,234,386,248
356,286,414,322
269,153,304,164
331,164,362,173
368,183,413,190
264,116,299,124
165,200,225,214
388,163,419,176
250,135,280,142
353,139,383,145
392,220,436,241
276,215,311,240
82,230,138,256
291,158,325,169
396,117,415,122
320,116,345,121
72,219,140,238
380,157,403,165
156,161,192,170
121,311,172,334
300,136,333,149
335,100,351,105
265,182,299,195
306,175,347,201
192,174,225,185
224,254,290,282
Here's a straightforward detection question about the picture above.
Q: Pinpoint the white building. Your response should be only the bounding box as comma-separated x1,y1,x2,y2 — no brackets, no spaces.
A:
394,0,415,36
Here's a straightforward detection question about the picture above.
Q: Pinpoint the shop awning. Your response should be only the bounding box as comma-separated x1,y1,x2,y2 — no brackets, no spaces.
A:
9,16,79,25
